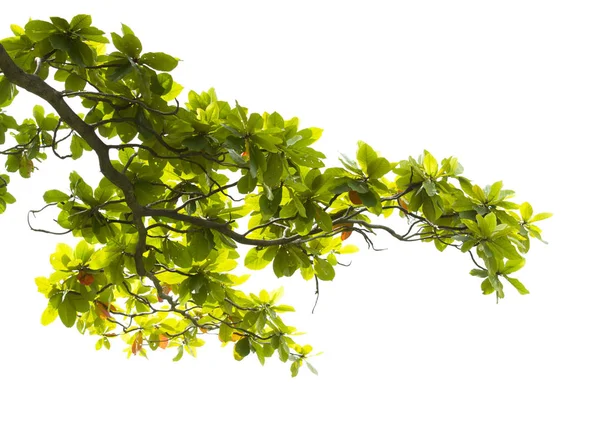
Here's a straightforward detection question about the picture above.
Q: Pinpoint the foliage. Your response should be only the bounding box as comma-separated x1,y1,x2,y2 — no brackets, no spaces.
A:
0,15,550,376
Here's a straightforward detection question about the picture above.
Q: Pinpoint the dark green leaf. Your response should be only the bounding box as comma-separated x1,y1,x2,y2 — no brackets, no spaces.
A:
234,337,251,361
70,14,92,31
183,135,210,151
50,17,70,31
58,297,77,327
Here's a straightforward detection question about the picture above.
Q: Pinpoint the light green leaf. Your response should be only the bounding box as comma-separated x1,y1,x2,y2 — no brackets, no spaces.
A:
488,181,503,202
338,244,359,254
505,277,529,295
483,212,497,236
74,240,95,263
481,278,494,295
245,247,272,270
41,305,58,326
173,345,184,362
469,269,488,278
43,189,70,203
306,361,318,375
356,141,378,174
520,202,533,221
501,258,525,274
422,150,438,177
530,212,552,223
461,219,481,236
366,157,391,179
88,246,122,269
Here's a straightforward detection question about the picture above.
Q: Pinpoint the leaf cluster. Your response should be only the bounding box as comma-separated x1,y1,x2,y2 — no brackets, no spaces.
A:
0,16,550,376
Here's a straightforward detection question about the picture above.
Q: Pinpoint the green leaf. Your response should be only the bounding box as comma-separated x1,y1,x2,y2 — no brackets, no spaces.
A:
43,189,70,203
189,231,214,262
290,359,301,377
500,258,525,274
356,141,378,174
469,184,486,203
263,153,283,186
182,135,210,151
314,206,333,233
245,247,272,270
366,157,391,179
78,27,109,43
469,268,488,278
272,305,295,313
89,246,122,269
357,189,379,208
111,32,142,58
423,179,437,197
0,77,18,108
252,133,282,152
490,237,522,261
33,105,45,126
50,17,70,31
237,172,257,194
481,278,494,295
140,52,179,71
219,323,233,343
58,297,77,327
24,20,57,42
48,33,72,52
67,292,90,313
505,276,530,295
278,339,290,362
68,39,94,67
65,73,86,92
74,240,95,263
173,345,184,362
483,212,497,236
314,257,335,281
273,248,296,277
69,14,92,31
461,219,481,236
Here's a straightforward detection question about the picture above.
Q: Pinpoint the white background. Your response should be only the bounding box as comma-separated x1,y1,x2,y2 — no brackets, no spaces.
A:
1,1,598,434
